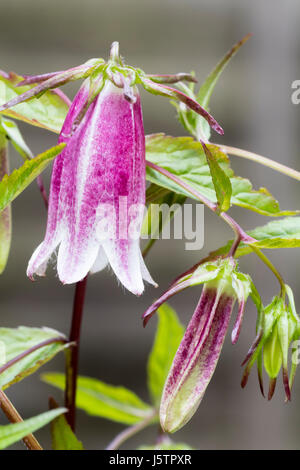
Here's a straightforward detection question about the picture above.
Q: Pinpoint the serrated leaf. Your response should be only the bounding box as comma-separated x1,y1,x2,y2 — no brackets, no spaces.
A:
41,373,155,425
146,134,296,217
202,141,232,212
0,143,65,212
147,304,184,407
211,217,300,259
0,408,66,450
0,72,69,133
51,412,84,450
0,327,68,390
0,133,11,274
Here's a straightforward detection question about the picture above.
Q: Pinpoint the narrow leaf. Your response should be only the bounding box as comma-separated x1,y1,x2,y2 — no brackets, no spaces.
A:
201,140,232,212
198,34,251,109
51,412,84,450
1,117,32,160
0,408,66,450
0,143,65,212
42,373,154,425
0,133,11,273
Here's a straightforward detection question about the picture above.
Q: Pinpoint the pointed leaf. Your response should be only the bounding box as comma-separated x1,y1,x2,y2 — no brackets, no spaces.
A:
147,304,184,406
0,327,68,390
0,72,69,133
0,143,65,212
1,117,32,159
0,408,66,450
0,133,11,274
146,134,296,216
201,141,232,212
51,412,84,450
41,373,154,425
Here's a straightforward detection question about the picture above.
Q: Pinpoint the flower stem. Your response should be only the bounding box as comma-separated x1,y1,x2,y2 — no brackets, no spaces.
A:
65,275,88,431
214,143,300,181
0,390,42,450
250,246,286,296
105,410,157,450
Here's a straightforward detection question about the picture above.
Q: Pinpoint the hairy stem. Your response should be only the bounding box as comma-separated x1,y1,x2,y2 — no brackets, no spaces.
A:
214,143,300,181
0,390,42,450
65,275,88,431
106,411,157,450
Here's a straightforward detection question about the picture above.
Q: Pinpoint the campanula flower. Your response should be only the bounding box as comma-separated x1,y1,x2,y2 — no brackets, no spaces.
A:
0,42,223,294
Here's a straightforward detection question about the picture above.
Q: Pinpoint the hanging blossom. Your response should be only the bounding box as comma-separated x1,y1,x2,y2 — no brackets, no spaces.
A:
0,42,224,295
143,257,252,432
241,284,300,401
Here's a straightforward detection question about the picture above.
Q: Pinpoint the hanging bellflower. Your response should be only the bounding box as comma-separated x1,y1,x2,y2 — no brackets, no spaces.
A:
0,43,224,294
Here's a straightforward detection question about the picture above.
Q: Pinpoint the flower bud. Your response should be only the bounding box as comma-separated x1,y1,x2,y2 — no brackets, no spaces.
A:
144,257,252,433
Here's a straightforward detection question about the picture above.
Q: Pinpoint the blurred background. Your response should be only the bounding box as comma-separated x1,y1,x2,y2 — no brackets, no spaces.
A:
0,0,300,450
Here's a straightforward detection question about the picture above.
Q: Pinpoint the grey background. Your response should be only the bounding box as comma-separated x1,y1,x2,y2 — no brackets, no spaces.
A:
0,0,300,450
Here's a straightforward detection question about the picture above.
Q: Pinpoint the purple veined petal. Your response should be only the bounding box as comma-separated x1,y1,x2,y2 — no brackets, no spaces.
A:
27,80,91,280
160,282,235,433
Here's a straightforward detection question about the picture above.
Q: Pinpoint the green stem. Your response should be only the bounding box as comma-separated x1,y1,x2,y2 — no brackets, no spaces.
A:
215,143,300,181
250,246,286,296
106,410,157,450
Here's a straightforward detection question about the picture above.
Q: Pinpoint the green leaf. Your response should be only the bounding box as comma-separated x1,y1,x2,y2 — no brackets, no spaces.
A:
0,72,69,133
0,143,65,212
146,134,296,217
198,35,251,109
0,327,68,390
41,373,155,425
147,304,184,407
51,412,84,450
0,408,66,450
1,116,32,160
0,133,11,274
201,141,232,212
212,217,300,259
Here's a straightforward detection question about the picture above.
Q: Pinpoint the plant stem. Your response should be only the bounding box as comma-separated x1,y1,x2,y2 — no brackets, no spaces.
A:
0,390,42,450
65,275,88,431
36,175,48,209
214,143,300,181
0,336,67,376
106,411,157,450
250,246,286,296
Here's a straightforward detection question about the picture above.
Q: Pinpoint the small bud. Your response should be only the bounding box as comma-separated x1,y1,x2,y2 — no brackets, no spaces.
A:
242,287,300,401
